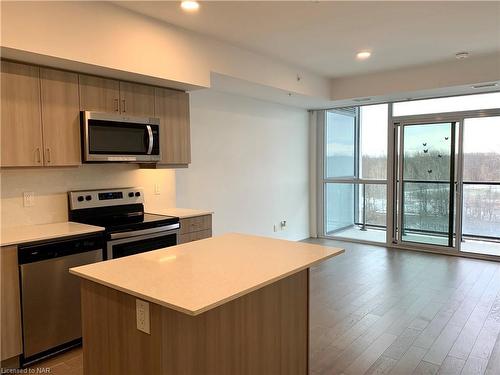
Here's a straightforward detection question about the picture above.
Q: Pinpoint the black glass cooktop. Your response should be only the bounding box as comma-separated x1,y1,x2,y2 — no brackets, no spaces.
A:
105,213,179,235
69,203,179,233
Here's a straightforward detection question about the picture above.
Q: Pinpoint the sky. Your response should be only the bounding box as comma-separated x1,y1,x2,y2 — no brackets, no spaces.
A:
329,93,500,157
463,117,500,153
360,104,388,157
393,92,500,117
394,92,500,154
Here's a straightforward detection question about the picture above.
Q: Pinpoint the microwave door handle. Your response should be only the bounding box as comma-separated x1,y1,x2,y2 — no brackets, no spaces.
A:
146,125,154,155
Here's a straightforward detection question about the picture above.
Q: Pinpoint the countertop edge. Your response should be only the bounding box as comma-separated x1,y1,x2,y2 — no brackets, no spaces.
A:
69,248,344,316
148,208,214,219
176,212,214,219
1,224,105,247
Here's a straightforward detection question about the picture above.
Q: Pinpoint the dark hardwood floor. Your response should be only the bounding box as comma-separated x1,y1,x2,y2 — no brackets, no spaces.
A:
29,238,500,375
307,238,500,375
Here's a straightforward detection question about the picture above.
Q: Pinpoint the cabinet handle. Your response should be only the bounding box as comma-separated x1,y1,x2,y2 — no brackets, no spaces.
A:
46,148,51,163
35,148,41,163
122,99,126,113
114,99,119,112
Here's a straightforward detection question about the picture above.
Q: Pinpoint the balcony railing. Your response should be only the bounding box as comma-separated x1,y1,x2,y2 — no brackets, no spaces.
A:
353,180,500,241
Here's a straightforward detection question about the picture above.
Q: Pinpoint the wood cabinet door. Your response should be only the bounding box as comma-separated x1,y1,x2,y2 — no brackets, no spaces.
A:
1,246,23,361
154,87,191,165
178,230,212,244
79,74,120,113
119,81,155,117
40,68,81,166
1,61,43,167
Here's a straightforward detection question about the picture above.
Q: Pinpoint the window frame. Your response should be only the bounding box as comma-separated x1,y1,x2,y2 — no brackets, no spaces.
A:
316,91,500,256
318,103,389,244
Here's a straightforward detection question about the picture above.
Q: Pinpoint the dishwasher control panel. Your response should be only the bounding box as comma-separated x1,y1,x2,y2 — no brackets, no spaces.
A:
18,233,104,264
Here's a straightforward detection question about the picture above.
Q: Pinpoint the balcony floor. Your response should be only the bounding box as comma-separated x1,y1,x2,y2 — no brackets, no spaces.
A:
461,238,500,257
328,228,500,258
327,226,386,243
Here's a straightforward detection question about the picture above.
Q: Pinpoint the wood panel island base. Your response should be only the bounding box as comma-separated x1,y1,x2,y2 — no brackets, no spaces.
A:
71,233,343,375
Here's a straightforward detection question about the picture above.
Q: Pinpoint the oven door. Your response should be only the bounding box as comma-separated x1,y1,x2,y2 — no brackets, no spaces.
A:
107,230,178,259
82,111,160,163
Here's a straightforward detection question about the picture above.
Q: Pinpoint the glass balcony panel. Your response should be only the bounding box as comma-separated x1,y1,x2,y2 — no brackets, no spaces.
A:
462,184,500,239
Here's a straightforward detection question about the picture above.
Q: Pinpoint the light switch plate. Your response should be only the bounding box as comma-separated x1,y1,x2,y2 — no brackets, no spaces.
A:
23,192,35,207
154,183,160,195
136,299,150,334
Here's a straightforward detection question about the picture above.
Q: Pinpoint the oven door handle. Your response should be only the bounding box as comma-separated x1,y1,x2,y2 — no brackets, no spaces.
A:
146,125,154,155
109,223,180,240
107,229,179,260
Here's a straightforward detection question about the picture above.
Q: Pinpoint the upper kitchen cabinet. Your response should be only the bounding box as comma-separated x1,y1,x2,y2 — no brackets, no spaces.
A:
79,75,155,117
1,61,44,167
40,68,81,166
2,63,188,168
119,81,155,117
155,88,191,165
79,74,120,113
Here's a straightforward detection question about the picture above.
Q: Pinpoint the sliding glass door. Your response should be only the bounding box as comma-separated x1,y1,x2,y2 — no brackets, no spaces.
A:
397,121,457,248
318,92,500,257
391,110,500,256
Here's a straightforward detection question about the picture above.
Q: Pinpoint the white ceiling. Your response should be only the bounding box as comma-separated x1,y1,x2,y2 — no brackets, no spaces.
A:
115,1,500,78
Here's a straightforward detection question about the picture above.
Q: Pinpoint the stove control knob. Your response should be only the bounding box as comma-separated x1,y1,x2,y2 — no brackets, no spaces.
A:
85,195,92,201
128,192,134,198
135,192,141,197
77,196,84,202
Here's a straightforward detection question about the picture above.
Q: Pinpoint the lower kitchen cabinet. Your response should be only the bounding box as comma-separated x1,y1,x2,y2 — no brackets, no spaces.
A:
178,215,212,244
1,246,23,361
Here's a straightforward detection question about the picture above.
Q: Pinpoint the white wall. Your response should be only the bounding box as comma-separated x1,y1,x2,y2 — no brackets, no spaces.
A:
0,165,175,228
0,1,329,98
176,90,310,241
0,90,311,241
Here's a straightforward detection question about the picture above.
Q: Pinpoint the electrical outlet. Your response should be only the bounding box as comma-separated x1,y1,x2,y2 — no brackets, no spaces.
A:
154,183,160,195
136,299,150,334
23,192,35,207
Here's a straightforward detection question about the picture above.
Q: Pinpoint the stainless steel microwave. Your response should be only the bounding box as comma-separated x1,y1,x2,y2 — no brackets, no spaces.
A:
81,111,160,163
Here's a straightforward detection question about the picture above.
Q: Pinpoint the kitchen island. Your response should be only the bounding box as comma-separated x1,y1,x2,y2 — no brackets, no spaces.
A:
70,233,343,375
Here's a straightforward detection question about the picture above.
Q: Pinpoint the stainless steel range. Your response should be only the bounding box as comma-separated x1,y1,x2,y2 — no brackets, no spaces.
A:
68,187,180,259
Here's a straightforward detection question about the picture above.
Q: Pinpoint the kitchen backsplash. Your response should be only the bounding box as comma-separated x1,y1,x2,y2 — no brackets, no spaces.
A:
0,164,176,228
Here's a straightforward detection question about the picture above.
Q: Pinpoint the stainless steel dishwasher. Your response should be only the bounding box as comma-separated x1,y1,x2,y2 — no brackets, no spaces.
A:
18,233,104,366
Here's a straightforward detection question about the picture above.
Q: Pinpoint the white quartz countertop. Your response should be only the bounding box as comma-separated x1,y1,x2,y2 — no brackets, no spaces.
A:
1,222,105,247
149,207,213,219
70,233,344,316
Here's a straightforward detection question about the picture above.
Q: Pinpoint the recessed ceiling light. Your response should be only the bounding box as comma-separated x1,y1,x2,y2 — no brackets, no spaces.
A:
455,51,469,59
356,51,371,60
181,1,199,11
471,82,498,89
